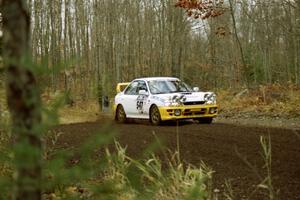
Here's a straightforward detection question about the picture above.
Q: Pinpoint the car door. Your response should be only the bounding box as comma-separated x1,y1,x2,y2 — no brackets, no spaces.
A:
135,81,150,117
122,81,139,117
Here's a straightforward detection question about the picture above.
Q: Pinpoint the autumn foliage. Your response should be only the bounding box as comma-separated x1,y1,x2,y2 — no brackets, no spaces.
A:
175,0,225,19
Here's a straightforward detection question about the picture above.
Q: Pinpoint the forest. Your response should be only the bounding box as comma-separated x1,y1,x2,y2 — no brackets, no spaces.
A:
22,0,300,99
0,0,300,200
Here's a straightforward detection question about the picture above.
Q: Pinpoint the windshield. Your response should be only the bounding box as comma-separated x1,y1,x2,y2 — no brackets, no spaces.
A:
148,80,192,94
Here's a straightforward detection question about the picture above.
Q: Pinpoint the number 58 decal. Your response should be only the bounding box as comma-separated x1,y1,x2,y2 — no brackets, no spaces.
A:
136,95,147,113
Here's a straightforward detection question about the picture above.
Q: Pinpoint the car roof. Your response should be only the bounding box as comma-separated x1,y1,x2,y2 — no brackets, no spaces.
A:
133,77,179,81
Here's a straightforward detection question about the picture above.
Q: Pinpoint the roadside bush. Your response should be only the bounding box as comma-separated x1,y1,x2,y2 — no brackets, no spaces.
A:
217,84,300,118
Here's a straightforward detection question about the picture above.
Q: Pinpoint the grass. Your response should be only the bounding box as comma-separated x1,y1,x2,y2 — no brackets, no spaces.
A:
42,90,102,124
259,135,276,200
217,84,300,119
58,100,100,124
42,140,215,200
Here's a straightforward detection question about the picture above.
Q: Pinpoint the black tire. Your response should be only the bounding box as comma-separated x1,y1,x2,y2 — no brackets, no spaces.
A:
196,117,213,124
115,105,127,123
150,105,161,126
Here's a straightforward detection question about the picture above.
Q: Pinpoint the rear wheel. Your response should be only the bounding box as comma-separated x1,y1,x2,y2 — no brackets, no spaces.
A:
196,117,213,124
150,105,161,126
115,105,127,123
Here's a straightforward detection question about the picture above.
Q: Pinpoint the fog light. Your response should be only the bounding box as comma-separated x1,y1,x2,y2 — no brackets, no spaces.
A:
209,108,217,114
174,109,181,116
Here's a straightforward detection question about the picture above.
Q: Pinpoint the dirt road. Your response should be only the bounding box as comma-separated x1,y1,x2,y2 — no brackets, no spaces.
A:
53,119,300,199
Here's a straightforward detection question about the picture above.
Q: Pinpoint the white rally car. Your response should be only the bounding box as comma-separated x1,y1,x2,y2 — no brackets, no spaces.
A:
114,77,218,125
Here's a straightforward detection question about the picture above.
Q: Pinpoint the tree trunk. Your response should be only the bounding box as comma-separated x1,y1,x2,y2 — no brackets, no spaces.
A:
2,0,42,199
228,0,247,85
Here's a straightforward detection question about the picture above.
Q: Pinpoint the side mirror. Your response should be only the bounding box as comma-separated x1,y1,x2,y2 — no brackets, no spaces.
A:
138,90,148,95
193,87,199,92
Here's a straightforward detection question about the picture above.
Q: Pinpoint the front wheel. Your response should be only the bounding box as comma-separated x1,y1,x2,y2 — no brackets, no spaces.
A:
115,105,127,123
196,117,213,124
150,105,161,126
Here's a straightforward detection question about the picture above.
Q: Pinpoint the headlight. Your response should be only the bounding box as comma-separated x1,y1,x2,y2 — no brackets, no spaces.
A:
204,93,217,104
162,96,181,107
174,109,181,116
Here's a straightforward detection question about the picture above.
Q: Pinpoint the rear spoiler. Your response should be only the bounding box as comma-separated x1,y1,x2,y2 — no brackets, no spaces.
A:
116,82,130,93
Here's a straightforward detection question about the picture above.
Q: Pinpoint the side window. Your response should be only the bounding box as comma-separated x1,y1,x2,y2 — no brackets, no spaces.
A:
137,81,148,92
124,81,139,95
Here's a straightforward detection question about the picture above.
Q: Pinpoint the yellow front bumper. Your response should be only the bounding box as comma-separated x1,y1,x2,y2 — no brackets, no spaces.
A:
159,104,218,121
